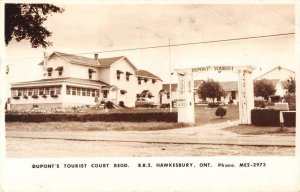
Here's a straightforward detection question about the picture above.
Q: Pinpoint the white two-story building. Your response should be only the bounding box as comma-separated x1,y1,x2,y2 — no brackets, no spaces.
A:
10,51,162,109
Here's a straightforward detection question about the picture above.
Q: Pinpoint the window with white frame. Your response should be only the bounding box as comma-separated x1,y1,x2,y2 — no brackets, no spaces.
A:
56,87,61,94
28,89,33,96
49,88,55,96
17,90,22,96
82,88,86,96
66,87,71,95
33,89,38,95
22,89,27,96
91,90,96,97
103,90,108,98
45,88,50,95
39,88,44,95
72,87,76,95
77,88,81,96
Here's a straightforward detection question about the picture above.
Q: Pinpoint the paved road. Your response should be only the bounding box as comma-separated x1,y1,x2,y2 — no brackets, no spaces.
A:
6,120,295,147
6,121,295,157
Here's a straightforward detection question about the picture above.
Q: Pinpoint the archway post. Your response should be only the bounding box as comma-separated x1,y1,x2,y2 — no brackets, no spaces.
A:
237,67,255,124
174,69,195,124
175,65,255,125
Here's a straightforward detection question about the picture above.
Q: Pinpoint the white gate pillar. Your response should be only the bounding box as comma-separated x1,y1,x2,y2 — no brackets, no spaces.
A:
177,72,195,124
238,70,254,124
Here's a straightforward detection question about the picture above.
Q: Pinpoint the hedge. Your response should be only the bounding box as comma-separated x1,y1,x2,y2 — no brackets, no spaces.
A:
251,109,296,127
5,112,178,123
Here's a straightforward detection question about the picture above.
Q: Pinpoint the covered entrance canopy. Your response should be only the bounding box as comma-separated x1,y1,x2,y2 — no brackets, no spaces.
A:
175,65,255,125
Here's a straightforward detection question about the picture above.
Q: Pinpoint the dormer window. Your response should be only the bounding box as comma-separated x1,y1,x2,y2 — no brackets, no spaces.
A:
55,66,63,76
47,67,53,77
88,68,96,79
116,70,123,80
126,72,133,81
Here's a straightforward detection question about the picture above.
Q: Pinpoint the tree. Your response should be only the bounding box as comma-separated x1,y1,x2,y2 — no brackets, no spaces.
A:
254,79,276,100
197,78,225,104
286,77,295,94
5,3,64,48
215,106,227,119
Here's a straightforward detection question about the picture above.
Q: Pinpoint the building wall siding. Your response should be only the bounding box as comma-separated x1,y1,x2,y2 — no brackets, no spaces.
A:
98,67,110,84
69,64,98,80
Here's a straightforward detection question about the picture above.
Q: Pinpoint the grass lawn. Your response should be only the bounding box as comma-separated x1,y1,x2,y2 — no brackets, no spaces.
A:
6,122,189,132
6,104,240,132
223,125,296,135
195,104,239,125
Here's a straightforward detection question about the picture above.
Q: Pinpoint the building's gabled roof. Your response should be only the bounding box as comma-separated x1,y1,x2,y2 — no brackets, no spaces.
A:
98,56,125,67
194,80,204,89
254,66,295,80
55,52,100,67
39,51,131,69
135,70,161,80
139,90,154,97
219,81,238,91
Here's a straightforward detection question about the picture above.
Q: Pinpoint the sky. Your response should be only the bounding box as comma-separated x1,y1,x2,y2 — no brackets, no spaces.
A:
5,3,296,85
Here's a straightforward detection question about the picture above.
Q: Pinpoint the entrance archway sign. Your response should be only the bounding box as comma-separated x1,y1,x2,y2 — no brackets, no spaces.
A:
175,65,255,125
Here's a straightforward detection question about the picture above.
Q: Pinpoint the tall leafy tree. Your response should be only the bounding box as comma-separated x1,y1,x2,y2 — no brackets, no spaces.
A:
197,78,225,104
5,3,64,48
286,77,296,94
254,79,276,100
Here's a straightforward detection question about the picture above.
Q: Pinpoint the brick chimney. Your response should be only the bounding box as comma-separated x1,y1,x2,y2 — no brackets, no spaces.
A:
94,53,98,60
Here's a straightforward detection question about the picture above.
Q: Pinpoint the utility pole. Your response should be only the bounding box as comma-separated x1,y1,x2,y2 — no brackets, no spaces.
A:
169,38,172,112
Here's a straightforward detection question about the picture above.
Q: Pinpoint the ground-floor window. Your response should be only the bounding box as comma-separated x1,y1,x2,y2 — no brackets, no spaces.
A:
103,90,108,98
11,86,62,98
231,91,236,100
82,88,86,96
66,85,100,97
91,90,95,97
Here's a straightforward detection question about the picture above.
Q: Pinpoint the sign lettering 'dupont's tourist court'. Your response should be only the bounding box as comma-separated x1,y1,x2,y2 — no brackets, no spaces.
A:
192,66,235,73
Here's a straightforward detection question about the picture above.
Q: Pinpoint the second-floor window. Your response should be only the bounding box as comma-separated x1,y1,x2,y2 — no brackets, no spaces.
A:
126,72,132,81
116,70,123,80
56,66,63,77
88,69,96,79
47,67,53,77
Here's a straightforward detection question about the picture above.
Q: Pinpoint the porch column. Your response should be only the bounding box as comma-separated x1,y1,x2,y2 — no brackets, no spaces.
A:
61,83,67,107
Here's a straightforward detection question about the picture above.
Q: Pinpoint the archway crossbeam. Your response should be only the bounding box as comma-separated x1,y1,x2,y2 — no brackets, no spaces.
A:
175,65,255,74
